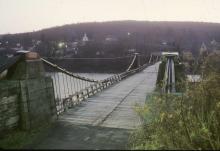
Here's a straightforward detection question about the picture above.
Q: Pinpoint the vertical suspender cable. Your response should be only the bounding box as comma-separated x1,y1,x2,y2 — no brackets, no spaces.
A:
62,72,67,99
65,74,70,97
53,72,58,105
72,78,77,94
57,72,63,112
77,78,80,92
69,76,74,95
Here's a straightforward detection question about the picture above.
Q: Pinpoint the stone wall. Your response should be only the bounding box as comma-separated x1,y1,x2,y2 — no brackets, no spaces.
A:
0,78,57,134
0,52,57,134
0,81,20,132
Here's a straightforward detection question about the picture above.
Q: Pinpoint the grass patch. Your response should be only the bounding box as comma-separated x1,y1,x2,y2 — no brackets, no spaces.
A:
0,123,52,149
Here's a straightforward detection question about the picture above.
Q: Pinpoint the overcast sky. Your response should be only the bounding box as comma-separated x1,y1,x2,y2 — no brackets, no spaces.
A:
0,0,220,34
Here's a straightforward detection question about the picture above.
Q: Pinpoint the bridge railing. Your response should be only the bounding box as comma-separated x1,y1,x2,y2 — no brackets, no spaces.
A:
41,53,159,115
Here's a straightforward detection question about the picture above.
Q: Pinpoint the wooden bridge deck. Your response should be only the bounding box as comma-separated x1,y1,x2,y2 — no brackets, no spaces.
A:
30,62,159,149
59,62,159,129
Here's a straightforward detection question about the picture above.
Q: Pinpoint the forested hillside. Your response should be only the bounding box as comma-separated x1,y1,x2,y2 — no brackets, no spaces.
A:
1,21,220,57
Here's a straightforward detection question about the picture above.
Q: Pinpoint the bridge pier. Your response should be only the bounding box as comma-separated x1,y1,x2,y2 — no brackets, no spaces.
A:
134,53,141,68
157,52,179,93
0,52,57,133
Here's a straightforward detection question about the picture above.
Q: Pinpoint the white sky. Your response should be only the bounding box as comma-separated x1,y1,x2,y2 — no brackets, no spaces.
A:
0,0,220,34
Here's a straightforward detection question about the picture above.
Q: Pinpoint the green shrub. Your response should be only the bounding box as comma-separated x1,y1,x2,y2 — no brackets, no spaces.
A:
130,72,220,150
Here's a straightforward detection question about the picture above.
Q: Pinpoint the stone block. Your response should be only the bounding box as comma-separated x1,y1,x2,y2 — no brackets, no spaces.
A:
0,89,8,98
8,61,27,80
7,105,18,117
45,78,53,88
20,110,30,130
28,89,47,101
26,60,45,79
0,95,17,104
0,97,8,105
8,86,19,94
0,114,6,121
0,103,8,112
6,81,19,89
5,116,19,126
20,102,28,113
26,79,46,93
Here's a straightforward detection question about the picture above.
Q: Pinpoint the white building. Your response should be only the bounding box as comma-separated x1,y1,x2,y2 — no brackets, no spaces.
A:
82,33,89,42
16,43,21,47
162,52,179,57
200,42,207,55
187,75,201,83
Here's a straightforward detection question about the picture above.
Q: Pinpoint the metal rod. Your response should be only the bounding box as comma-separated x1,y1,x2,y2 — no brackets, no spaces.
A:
65,74,70,97
62,72,67,99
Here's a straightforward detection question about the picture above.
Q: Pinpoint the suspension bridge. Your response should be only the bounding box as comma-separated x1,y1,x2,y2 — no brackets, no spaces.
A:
0,51,161,149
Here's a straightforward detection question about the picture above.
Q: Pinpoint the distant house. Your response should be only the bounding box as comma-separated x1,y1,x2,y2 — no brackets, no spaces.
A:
72,41,78,47
198,42,209,60
36,40,41,45
210,39,220,51
16,43,21,47
210,39,217,45
128,49,136,53
55,47,64,56
200,42,208,55
182,51,194,61
96,51,100,56
11,47,23,51
182,51,194,74
199,40,220,56
161,41,167,45
105,35,118,42
96,51,104,56
6,54,13,58
68,41,78,50
74,50,78,55
187,75,201,83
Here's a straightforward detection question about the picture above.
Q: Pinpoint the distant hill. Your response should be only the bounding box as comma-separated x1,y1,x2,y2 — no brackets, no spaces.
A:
1,20,220,56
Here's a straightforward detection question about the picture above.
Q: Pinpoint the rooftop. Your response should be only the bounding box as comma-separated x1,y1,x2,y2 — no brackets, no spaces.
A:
162,52,179,57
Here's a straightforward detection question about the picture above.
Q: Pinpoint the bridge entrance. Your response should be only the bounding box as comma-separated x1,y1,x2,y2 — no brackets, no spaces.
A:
29,62,160,149
0,51,160,149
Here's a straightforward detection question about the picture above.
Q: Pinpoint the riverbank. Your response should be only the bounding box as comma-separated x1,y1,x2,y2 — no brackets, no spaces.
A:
129,52,220,150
